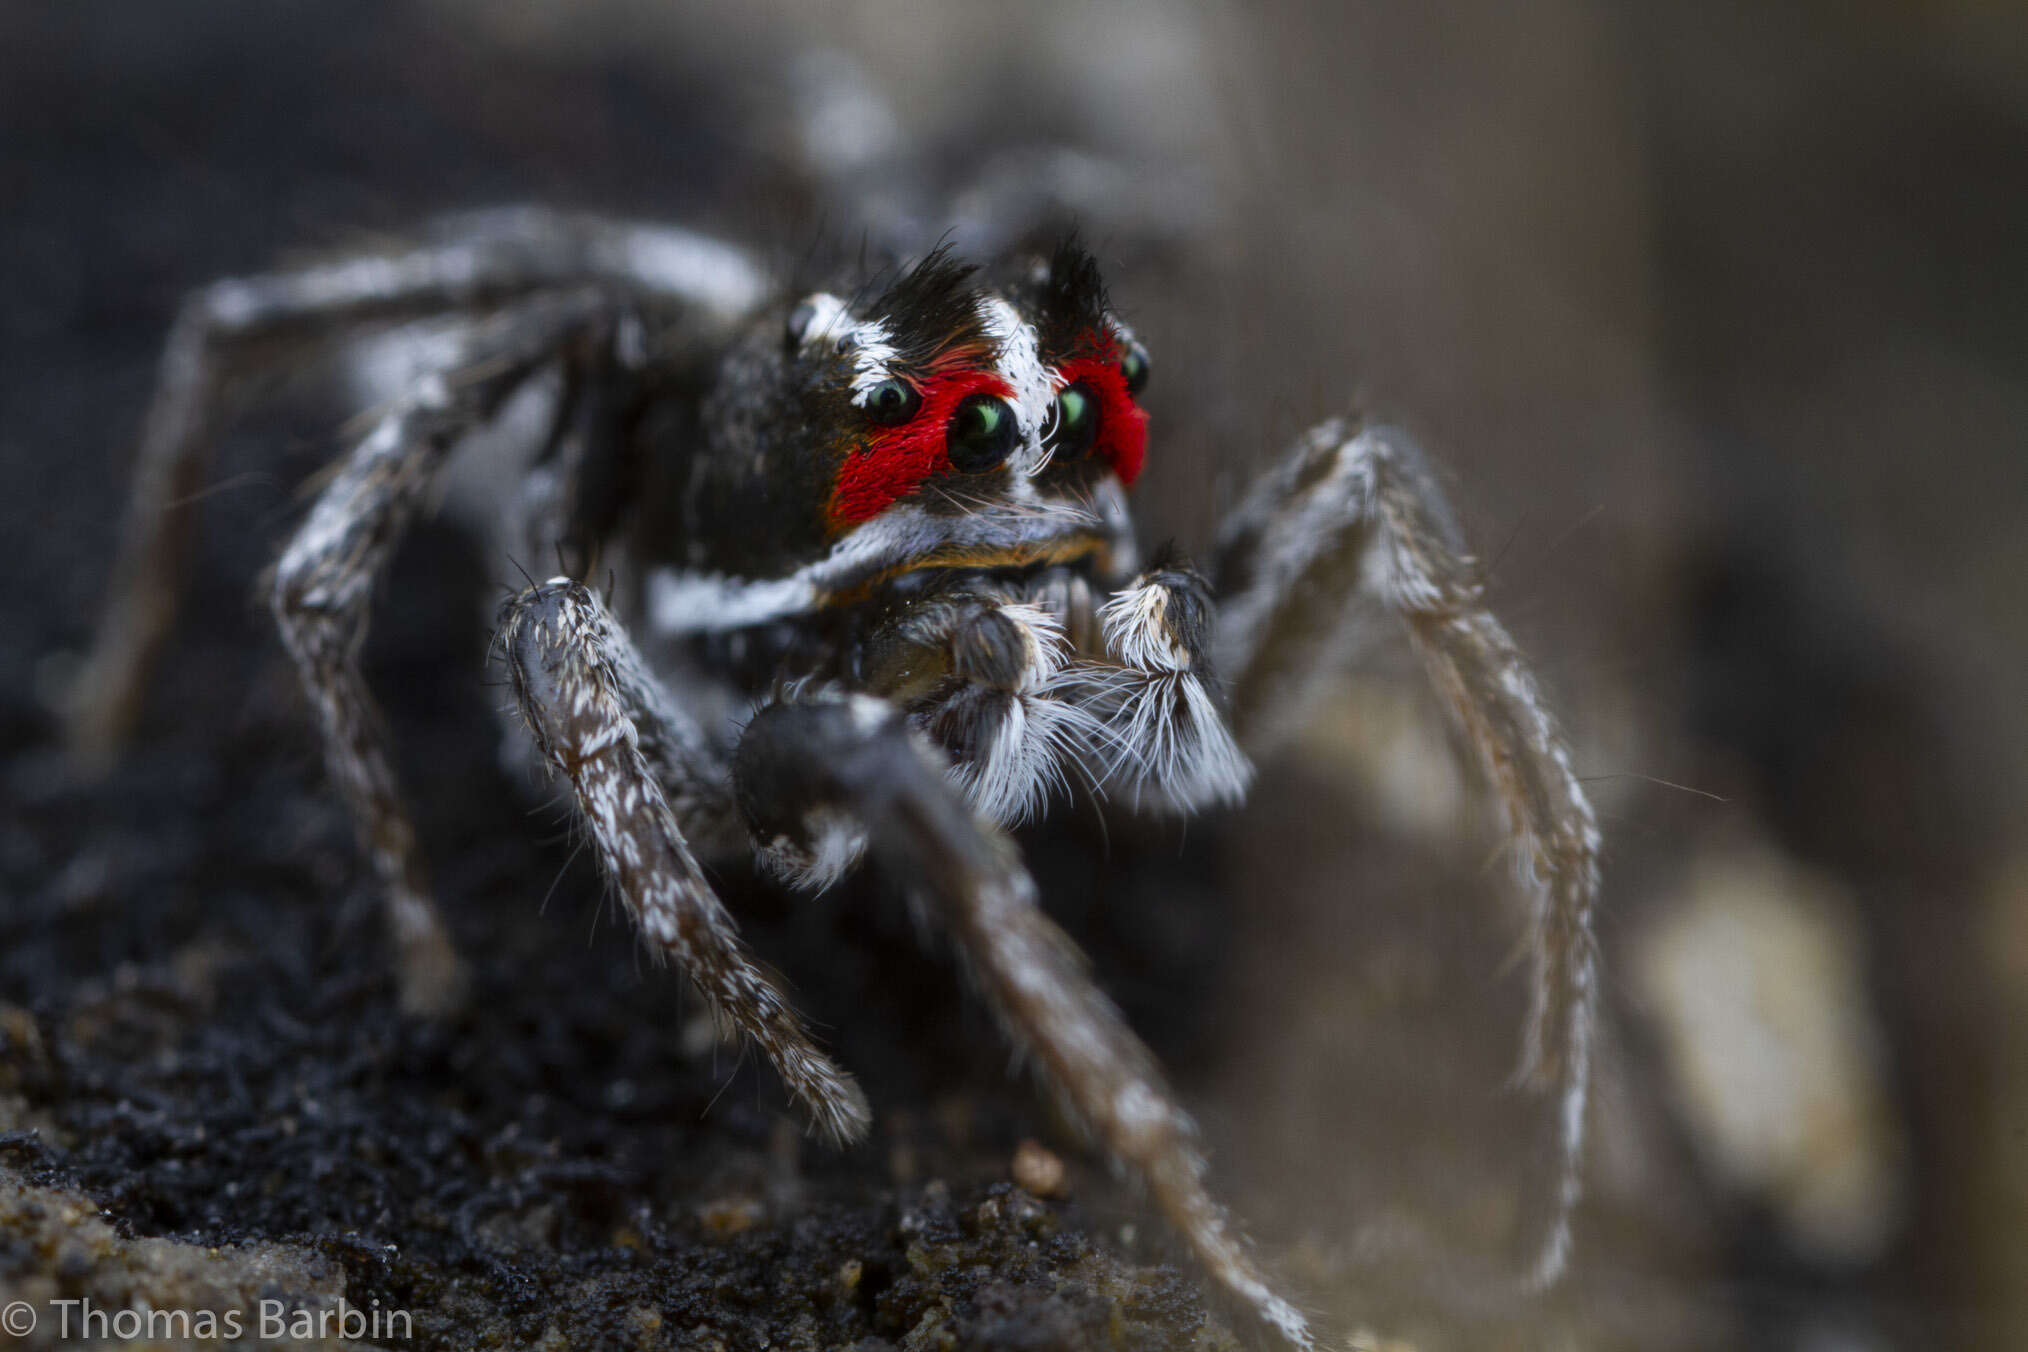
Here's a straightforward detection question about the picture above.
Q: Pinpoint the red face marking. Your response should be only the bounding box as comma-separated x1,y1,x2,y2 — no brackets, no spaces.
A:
828,365,1016,527
1055,333,1148,486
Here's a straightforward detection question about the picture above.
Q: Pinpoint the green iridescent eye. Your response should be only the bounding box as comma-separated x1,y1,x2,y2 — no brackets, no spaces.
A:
1050,381,1100,459
946,394,1018,472
864,378,921,427
1120,342,1150,396
1060,385,1090,427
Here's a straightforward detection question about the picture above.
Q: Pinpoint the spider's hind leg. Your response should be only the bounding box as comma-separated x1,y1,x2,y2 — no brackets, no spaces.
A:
732,695,1316,1350
1212,417,1603,1288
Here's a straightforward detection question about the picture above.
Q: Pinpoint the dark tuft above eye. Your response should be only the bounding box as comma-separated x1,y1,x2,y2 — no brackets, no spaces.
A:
864,378,922,427
1120,341,1151,396
1049,381,1101,459
946,394,1018,472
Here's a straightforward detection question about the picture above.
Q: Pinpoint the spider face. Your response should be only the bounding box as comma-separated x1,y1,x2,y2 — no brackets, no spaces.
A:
655,241,1150,633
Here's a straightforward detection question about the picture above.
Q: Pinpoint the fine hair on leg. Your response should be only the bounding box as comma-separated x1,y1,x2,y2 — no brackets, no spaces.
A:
857,586,1107,827
266,291,623,1014
732,695,1318,1350
1060,548,1254,813
69,207,766,766
1213,416,1602,1289
498,578,871,1144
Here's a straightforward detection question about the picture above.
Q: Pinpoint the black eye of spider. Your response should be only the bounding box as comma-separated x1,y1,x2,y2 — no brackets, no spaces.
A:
1120,342,1151,396
863,378,921,427
1049,381,1101,459
946,394,1018,472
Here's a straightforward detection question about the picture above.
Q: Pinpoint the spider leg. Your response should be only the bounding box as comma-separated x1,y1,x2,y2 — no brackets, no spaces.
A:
1056,551,1253,813
1212,416,1601,1287
266,290,623,1015
732,695,1316,1351
497,578,870,1143
858,587,1103,828
67,207,766,765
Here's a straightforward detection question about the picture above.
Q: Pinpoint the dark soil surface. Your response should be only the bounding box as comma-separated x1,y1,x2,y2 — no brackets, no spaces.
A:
2,659,1244,1352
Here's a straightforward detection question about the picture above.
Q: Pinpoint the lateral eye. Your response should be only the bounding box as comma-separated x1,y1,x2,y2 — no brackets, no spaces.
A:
1050,381,1101,459
946,394,1019,472
863,378,922,427
1120,341,1151,396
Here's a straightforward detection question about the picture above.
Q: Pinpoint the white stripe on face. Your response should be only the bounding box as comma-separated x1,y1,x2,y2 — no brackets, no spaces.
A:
794,292,901,406
646,496,1113,636
977,295,1060,475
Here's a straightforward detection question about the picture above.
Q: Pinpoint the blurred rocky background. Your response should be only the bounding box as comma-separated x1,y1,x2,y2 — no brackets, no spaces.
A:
2,1,2023,1348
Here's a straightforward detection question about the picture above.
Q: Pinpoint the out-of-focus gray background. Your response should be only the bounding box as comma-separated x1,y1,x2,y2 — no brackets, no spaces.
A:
3,2,2023,1348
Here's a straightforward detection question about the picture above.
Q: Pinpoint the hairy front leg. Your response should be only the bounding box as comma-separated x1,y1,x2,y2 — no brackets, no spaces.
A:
858,585,1104,828
1050,550,1252,812
499,579,870,1143
732,695,1315,1350
1213,416,1602,1287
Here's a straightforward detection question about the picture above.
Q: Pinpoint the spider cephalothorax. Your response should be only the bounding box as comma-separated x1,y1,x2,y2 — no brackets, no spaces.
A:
642,240,1223,830
71,207,1600,1351
651,241,1145,633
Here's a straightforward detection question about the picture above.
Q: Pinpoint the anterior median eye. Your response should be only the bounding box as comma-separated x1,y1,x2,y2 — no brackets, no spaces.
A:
1120,341,1150,396
1050,381,1100,459
864,378,922,426
946,394,1018,472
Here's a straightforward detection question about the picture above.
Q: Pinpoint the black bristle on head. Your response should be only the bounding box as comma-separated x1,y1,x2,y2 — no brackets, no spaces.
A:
872,245,992,370
1039,233,1110,338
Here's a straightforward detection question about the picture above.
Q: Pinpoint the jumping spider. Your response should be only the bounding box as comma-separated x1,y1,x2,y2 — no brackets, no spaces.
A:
68,207,1600,1349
